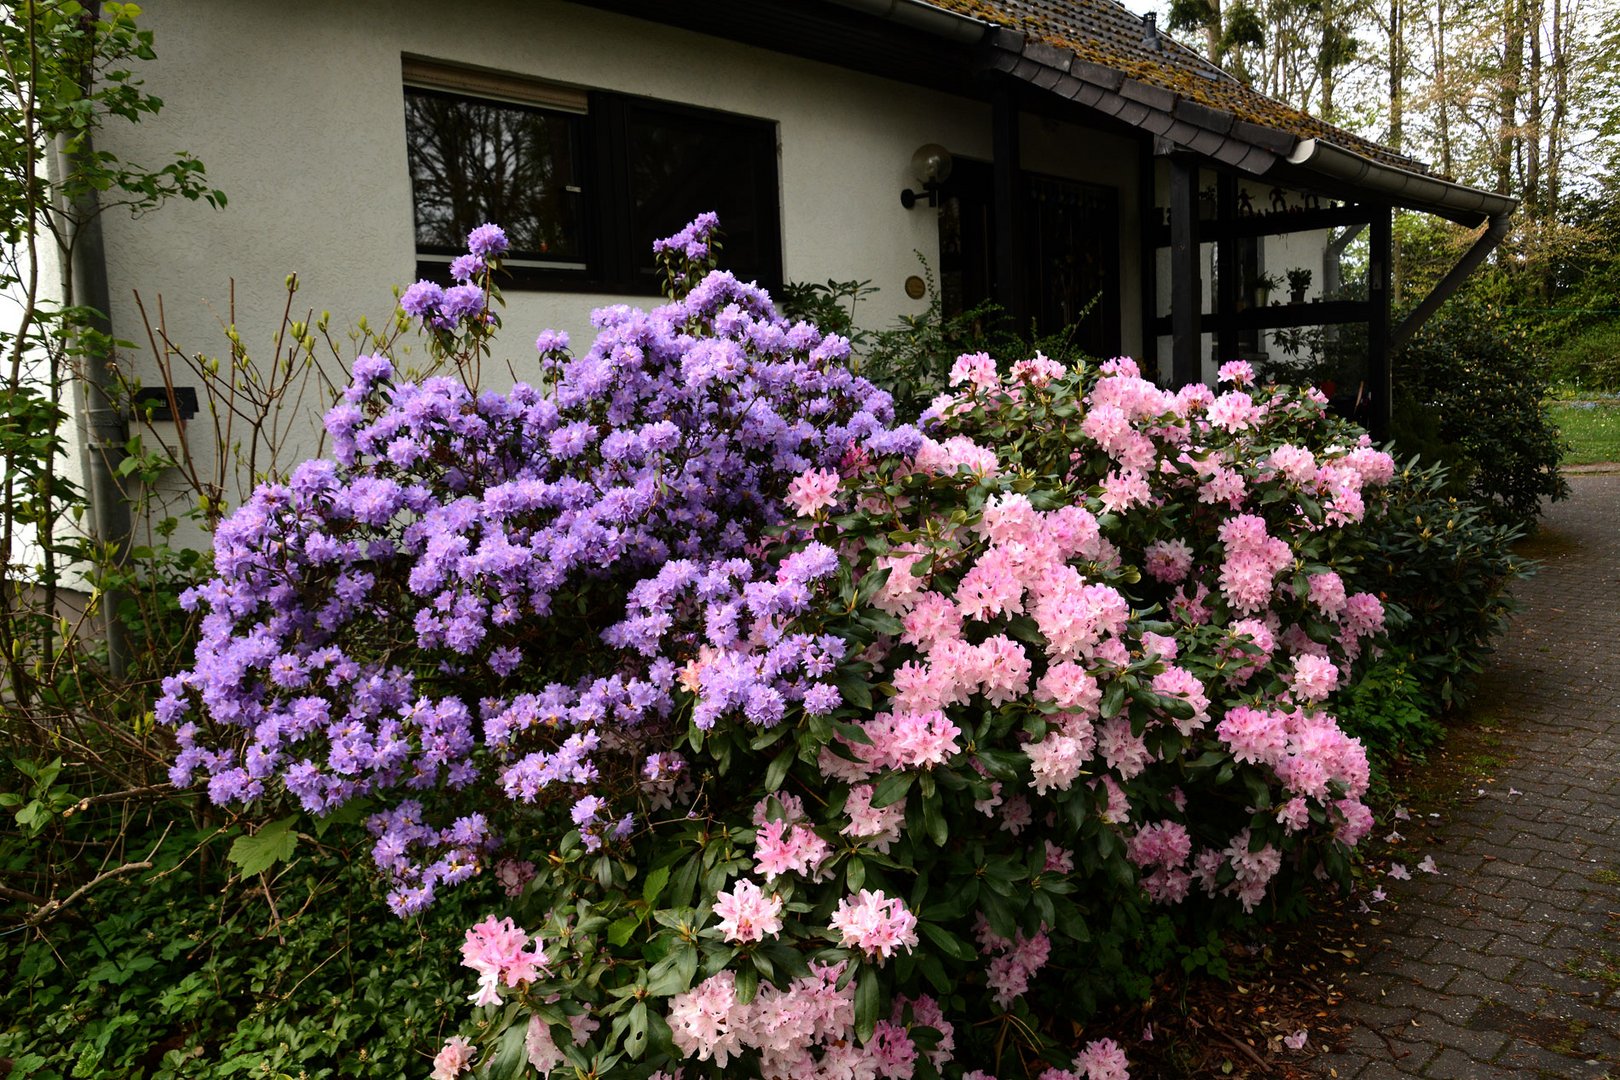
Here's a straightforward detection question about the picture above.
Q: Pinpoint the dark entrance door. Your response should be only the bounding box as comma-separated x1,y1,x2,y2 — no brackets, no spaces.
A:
939,160,1121,358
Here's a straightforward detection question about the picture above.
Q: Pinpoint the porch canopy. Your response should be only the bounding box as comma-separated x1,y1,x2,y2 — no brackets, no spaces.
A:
585,0,1517,434
953,0,1517,434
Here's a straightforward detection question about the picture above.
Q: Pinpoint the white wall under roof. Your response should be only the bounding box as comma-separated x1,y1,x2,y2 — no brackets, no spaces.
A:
87,0,1144,537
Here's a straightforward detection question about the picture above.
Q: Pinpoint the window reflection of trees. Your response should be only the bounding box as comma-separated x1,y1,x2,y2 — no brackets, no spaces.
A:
626,107,761,278
406,90,583,261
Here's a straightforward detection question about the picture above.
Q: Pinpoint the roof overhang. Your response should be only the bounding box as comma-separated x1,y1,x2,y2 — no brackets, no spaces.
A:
978,29,1517,225
821,0,1517,227
1281,139,1517,226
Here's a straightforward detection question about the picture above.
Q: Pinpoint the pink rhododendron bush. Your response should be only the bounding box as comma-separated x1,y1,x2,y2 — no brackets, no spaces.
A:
162,218,1399,1080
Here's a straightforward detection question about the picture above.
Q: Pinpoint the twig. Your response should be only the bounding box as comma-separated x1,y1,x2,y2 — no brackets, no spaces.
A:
1217,1030,1272,1074
61,782,175,818
1358,1017,1413,1060
0,884,49,908
261,872,284,943
24,861,153,926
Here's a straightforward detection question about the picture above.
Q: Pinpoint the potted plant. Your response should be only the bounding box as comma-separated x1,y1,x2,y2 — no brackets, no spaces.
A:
1287,267,1313,303
1252,270,1282,306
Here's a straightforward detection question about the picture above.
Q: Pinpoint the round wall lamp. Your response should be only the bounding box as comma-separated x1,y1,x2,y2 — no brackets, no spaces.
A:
900,143,953,209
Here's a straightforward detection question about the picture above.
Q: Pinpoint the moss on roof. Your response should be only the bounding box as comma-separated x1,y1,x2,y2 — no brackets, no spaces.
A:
921,0,1433,176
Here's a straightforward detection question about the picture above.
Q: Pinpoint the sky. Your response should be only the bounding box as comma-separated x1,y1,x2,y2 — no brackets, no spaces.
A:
1113,0,1167,19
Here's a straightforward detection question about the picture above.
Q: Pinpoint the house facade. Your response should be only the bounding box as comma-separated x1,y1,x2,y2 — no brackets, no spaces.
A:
92,0,1151,371
72,0,1512,547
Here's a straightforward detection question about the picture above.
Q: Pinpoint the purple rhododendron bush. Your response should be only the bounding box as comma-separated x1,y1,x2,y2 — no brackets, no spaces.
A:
162,217,1403,1080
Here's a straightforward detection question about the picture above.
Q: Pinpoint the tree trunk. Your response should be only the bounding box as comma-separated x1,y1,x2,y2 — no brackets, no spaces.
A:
1387,0,1403,151
1526,0,1543,227
1445,0,1458,177
1497,0,1524,196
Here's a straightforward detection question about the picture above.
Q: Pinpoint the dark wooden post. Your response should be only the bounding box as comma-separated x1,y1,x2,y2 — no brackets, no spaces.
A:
1138,137,1159,373
992,88,1026,331
1215,172,1238,369
1166,151,1201,387
1367,204,1392,439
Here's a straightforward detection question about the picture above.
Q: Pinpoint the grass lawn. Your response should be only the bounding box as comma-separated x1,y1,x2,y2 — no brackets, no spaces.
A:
1550,400,1620,465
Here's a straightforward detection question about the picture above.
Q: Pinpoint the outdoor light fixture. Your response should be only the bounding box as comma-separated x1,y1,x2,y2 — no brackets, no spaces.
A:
901,143,953,209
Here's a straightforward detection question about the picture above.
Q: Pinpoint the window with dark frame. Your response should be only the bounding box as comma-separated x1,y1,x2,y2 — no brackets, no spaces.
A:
403,60,782,293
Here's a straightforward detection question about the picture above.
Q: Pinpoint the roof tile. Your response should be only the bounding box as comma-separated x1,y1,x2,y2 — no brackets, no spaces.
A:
918,0,1433,175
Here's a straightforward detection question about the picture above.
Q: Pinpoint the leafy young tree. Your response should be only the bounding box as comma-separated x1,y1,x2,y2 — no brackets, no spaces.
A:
0,0,222,714
0,0,225,929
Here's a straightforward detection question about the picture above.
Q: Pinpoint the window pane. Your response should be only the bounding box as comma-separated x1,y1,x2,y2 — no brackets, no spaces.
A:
405,88,586,265
624,104,777,283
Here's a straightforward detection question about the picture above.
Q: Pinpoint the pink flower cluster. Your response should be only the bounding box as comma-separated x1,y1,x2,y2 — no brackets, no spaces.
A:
787,467,841,517
667,963,944,1079
754,815,831,882
712,877,784,943
431,1035,476,1079
976,916,1053,1009
830,889,920,961
1216,514,1293,614
460,915,546,1007
837,708,963,775
964,1038,1130,1080
1126,820,1194,904
841,783,906,851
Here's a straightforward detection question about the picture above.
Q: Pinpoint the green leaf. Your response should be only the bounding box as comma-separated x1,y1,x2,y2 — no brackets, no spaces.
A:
834,672,874,711
974,748,1025,781
921,792,947,847
925,879,978,921
735,963,758,1004
480,1018,531,1080
309,796,370,839
763,746,793,793
606,915,639,948
854,966,879,1044
868,770,915,809
625,1001,649,1059
226,814,299,877
1100,680,1127,719
642,864,671,906
917,920,973,961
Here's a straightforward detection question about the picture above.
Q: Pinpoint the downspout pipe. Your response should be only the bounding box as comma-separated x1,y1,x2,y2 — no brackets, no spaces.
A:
1389,212,1513,352
61,0,132,678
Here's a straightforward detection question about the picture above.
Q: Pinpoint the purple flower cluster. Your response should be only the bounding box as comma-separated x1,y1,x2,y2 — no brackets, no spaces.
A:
401,224,506,330
161,215,916,912
369,801,494,916
650,211,718,263
603,543,850,729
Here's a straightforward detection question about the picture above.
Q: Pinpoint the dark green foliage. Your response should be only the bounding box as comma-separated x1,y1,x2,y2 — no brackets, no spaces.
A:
1349,458,1529,713
0,811,497,1079
1550,319,1620,392
1392,302,1567,526
779,267,1096,422
1330,648,1445,760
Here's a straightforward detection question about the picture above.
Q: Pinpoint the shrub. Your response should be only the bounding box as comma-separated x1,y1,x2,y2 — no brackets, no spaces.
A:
0,812,499,1079
1550,319,1620,392
779,265,1095,421
1392,302,1567,526
165,219,1429,1079
1347,458,1528,714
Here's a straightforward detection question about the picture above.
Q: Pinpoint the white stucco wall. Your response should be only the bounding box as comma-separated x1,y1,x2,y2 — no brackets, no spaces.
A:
85,0,1147,542
97,0,984,382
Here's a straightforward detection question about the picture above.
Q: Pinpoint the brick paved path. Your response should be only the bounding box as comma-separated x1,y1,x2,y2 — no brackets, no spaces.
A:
1313,472,1620,1079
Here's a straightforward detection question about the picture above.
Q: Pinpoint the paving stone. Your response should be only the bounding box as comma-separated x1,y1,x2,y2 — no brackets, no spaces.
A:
1310,475,1620,1077
1420,1046,1515,1079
